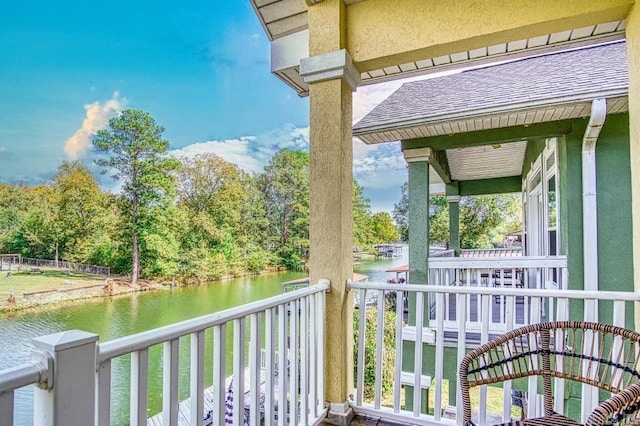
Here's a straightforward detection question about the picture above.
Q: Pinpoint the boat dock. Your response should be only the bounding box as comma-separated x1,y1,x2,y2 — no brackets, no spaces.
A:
147,368,267,426
373,244,403,258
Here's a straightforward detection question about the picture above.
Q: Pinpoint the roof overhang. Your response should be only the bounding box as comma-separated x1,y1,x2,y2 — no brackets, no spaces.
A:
354,93,629,144
387,92,628,188
251,0,627,97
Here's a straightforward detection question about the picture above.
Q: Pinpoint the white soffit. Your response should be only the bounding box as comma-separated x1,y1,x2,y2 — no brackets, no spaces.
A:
251,0,365,41
447,141,527,181
360,21,626,86
251,0,308,41
259,7,625,97
357,96,629,145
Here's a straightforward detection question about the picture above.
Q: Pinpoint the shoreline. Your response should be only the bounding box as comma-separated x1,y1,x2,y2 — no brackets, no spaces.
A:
0,279,165,316
0,269,290,316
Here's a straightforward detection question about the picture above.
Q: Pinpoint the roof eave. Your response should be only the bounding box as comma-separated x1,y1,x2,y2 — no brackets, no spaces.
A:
353,87,629,142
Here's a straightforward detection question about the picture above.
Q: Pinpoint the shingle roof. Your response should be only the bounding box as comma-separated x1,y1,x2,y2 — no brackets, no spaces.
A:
353,41,628,136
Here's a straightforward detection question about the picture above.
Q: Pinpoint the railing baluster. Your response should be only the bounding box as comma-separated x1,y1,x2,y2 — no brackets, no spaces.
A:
502,293,515,422
300,295,309,424
434,292,445,421
413,291,424,416
212,324,226,425
456,292,468,423
249,313,261,426
356,288,366,407
95,359,111,426
527,296,541,418
233,318,245,426
163,339,180,426
0,389,14,426
130,349,148,426
479,293,490,425
289,299,299,424
393,289,404,413
277,304,287,426
190,331,205,426
374,290,385,409
265,308,276,424
318,287,326,413
611,300,626,390
309,294,318,419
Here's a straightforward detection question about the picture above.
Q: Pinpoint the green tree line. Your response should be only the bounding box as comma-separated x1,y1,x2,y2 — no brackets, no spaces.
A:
392,182,522,248
0,109,398,283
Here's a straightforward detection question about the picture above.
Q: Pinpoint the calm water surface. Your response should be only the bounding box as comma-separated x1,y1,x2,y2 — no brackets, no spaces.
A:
1,249,407,425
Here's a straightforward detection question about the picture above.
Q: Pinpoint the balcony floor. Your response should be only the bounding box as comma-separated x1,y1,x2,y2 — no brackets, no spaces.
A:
319,415,405,425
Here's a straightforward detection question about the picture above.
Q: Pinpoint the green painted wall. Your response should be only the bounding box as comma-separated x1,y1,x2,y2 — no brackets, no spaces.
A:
459,176,522,195
559,114,634,316
595,114,633,297
521,138,547,178
558,113,634,414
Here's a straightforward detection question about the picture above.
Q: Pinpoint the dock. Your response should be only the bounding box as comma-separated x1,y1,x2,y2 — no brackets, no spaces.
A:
147,368,268,426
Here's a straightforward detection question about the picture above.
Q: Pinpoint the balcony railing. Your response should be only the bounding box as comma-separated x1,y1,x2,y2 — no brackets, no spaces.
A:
350,257,639,426
0,280,329,426
3,255,639,426
428,256,569,334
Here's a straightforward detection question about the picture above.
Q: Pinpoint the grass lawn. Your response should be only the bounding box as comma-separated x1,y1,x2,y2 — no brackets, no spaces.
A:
0,269,106,301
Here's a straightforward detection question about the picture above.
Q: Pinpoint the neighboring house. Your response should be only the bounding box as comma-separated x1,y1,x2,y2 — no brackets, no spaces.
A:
353,41,632,417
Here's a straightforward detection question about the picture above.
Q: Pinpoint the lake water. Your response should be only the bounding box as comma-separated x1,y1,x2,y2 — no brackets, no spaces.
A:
0,249,407,425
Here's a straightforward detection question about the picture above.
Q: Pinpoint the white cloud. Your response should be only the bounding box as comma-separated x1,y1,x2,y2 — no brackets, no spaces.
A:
170,125,310,174
170,136,265,173
64,92,125,160
170,122,407,211
353,143,407,190
0,146,6,153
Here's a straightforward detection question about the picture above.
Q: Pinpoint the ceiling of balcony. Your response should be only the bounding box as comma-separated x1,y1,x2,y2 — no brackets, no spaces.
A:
250,0,627,96
250,0,365,41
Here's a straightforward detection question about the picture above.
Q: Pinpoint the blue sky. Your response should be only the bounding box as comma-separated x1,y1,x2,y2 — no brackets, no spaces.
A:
0,1,408,212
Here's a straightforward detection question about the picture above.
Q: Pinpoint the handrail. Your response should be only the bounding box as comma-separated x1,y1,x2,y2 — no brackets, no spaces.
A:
0,361,48,394
98,279,330,362
428,255,567,268
348,280,640,302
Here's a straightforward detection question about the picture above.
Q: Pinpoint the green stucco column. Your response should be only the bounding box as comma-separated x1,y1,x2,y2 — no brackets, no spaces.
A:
403,148,431,413
447,195,461,256
404,149,430,287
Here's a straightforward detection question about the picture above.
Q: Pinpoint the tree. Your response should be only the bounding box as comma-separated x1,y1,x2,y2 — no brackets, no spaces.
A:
259,149,309,268
393,181,522,249
370,212,400,244
392,182,409,241
52,161,116,263
176,153,249,277
459,195,521,249
93,109,180,285
353,180,373,249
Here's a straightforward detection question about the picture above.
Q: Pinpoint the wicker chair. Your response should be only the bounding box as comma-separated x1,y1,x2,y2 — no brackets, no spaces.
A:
459,321,640,426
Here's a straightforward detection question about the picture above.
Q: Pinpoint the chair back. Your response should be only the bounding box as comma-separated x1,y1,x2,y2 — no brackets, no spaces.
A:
459,321,640,425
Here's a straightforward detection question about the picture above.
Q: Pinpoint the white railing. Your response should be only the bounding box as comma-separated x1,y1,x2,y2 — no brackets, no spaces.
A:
428,256,568,334
0,359,50,426
349,279,640,426
0,281,328,426
460,248,523,257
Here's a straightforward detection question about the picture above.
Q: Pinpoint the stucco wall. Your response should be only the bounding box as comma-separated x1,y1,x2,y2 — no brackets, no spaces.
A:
559,113,633,418
559,114,633,320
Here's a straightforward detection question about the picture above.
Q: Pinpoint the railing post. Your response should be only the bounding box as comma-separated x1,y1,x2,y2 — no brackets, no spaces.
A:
32,330,99,426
